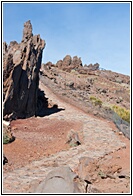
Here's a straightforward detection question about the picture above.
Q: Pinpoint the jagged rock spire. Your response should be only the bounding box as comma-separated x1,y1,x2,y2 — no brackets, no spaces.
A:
22,20,33,42
3,21,45,120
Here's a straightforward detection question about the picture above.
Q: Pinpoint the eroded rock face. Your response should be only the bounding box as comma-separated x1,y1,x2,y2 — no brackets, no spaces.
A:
3,20,45,120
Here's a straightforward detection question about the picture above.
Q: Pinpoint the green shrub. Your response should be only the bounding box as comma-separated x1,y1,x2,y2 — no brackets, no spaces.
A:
3,124,15,144
90,96,102,106
98,170,107,179
112,105,130,123
3,133,10,144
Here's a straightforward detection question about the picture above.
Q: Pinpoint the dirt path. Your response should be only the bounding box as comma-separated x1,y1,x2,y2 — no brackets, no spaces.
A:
3,81,130,193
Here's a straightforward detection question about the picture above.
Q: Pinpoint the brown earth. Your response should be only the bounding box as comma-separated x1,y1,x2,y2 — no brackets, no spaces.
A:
3,118,82,171
3,79,130,193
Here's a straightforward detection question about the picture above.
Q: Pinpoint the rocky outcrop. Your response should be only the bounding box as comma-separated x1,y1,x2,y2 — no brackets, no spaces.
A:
3,20,45,120
62,55,72,67
43,55,100,75
87,63,99,71
56,55,82,71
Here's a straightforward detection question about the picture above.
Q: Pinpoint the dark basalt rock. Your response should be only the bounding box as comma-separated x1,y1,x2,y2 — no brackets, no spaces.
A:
3,20,46,120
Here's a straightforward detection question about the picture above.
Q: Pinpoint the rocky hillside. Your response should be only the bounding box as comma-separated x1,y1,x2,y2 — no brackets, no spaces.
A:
41,55,130,110
40,55,130,138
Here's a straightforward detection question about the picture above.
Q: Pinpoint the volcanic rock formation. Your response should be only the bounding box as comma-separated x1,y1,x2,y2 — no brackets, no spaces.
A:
3,20,45,120
43,55,100,74
56,55,83,72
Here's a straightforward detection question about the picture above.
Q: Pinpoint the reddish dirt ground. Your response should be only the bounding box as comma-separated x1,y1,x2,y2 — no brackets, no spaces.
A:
3,116,130,193
3,82,130,193
93,135,130,193
3,117,83,171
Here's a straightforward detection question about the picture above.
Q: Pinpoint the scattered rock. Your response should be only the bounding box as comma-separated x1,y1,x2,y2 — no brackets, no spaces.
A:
117,169,130,179
115,78,123,84
116,97,123,103
66,129,81,147
66,81,74,89
87,184,101,193
117,123,130,139
78,157,98,183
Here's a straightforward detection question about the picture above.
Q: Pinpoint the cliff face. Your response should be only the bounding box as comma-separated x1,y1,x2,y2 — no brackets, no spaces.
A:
3,20,46,120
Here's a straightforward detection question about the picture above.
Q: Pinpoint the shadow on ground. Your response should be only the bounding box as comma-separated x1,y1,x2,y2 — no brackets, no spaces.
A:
37,104,65,117
36,89,65,117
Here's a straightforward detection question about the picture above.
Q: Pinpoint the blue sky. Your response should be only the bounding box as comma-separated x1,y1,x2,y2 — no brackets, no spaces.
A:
3,2,130,75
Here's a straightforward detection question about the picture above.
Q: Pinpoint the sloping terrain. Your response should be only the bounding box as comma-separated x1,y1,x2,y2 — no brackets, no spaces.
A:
40,61,130,139
41,59,130,112
3,79,130,193
3,21,130,194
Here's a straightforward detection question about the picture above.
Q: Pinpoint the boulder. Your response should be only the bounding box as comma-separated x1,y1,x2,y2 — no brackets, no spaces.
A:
66,129,81,146
3,20,45,119
35,166,84,193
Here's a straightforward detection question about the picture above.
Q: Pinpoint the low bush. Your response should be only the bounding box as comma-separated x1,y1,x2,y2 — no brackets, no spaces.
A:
90,96,102,106
112,105,130,123
3,124,15,144
3,133,11,144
